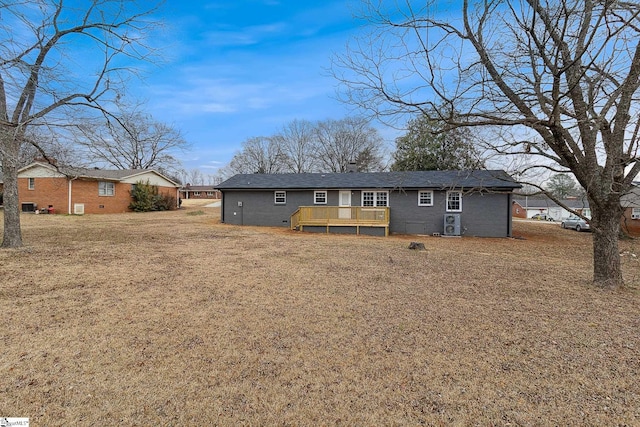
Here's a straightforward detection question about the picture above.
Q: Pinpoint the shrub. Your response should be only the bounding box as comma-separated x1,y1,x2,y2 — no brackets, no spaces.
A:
129,180,156,212
129,180,176,212
155,193,176,211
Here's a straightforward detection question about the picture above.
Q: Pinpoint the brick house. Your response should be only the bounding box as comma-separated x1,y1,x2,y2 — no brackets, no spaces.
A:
179,184,220,200
621,182,640,237
17,161,180,214
512,195,590,221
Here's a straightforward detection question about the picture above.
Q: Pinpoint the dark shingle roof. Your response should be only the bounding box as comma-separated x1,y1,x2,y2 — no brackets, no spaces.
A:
217,170,520,190
181,185,218,191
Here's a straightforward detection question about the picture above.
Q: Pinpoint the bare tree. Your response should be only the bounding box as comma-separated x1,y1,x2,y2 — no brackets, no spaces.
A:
226,136,286,175
273,119,318,173
313,117,385,172
74,102,189,171
0,0,162,248
16,128,82,168
211,175,223,186
333,0,640,289
187,168,204,186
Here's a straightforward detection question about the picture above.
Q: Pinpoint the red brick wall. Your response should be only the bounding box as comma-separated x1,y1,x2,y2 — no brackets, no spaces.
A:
18,177,69,213
512,201,527,218
621,208,640,237
71,180,178,214
70,180,133,214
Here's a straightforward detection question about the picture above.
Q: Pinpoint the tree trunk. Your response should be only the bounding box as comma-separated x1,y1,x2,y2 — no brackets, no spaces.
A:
591,205,623,289
1,141,23,248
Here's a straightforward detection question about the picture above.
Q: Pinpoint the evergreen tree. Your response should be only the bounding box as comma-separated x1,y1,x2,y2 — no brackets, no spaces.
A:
391,115,484,171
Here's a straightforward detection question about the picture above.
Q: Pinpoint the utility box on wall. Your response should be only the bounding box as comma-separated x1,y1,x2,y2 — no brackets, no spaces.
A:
443,214,461,236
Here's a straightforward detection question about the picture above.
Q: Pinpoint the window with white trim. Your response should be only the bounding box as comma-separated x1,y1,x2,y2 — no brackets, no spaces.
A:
207,191,215,197
28,178,35,190
274,191,286,204
446,191,462,212
314,190,327,204
362,190,389,207
98,181,115,196
193,192,201,197
418,190,433,206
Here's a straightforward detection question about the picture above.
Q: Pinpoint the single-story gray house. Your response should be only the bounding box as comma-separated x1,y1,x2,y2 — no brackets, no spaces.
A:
216,170,521,237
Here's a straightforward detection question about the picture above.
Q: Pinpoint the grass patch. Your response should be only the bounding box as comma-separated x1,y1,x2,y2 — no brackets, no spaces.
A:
0,211,639,425
186,209,206,216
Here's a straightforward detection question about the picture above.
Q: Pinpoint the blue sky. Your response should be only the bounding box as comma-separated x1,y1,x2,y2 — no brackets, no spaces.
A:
137,0,384,174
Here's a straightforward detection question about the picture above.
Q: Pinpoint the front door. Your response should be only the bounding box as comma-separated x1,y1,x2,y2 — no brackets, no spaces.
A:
339,190,351,219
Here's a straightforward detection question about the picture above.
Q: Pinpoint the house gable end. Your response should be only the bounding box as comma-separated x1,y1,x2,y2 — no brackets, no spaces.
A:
120,171,180,187
18,163,66,178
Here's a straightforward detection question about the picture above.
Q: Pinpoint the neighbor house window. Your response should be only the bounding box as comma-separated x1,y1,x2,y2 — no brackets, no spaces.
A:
418,191,433,206
446,191,462,212
193,192,201,197
274,191,286,204
206,191,215,197
28,178,35,190
314,190,327,204
362,191,389,207
98,181,115,196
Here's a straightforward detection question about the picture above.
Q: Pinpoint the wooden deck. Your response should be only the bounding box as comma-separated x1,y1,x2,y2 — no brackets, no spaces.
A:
290,206,390,236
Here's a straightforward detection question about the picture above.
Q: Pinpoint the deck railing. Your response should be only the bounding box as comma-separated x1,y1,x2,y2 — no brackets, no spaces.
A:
290,206,390,236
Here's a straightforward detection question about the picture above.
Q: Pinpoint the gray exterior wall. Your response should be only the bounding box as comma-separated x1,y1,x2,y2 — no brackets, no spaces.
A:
389,190,512,237
221,188,513,237
221,189,307,226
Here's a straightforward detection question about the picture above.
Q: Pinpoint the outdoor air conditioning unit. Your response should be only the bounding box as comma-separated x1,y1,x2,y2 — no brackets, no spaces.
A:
632,214,640,220
443,214,461,236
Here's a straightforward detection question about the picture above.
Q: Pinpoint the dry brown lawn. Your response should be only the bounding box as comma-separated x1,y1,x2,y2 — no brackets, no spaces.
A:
1,206,639,426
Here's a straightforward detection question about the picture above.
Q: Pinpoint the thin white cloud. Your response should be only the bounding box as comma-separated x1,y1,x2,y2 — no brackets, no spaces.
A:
202,22,288,47
201,103,237,113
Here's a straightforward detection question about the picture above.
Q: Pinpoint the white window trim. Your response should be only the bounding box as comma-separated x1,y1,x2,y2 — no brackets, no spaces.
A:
361,190,389,207
274,191,286,204
28,178,35,190
314,190,327,205
446,190,462,212
98,181,115,197
418,190,433,206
